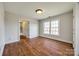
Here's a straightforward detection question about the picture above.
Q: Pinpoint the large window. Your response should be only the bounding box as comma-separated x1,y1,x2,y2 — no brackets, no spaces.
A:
43,20,59,35
43,21,50,34
51,20,59,35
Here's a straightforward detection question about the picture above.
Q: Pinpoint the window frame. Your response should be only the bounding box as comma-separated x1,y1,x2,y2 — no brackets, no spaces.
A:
42,18,60,36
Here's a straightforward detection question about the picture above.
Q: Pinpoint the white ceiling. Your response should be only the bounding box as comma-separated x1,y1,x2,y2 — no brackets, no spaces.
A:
4,2,74,20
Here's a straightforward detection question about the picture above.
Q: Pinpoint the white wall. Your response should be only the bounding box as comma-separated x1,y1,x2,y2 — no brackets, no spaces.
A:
73,3,79,56
5,11,20,44
29,20,39,38
39,12,73,44
60,12,73,43
5,11,38,44
0,3,5,56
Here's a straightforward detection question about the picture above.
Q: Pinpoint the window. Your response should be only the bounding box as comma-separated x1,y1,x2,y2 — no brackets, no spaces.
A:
51,20,59,35
43,21,50,34
43,20,59,35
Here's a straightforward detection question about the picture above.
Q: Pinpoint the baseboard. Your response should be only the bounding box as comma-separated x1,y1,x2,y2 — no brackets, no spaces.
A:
40,35,73,44
5,40,19,44
29,36,39,39
0,44,5,56
53,38,73,44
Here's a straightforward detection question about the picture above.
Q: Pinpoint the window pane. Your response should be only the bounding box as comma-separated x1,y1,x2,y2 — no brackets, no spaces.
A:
51,20,59,35
43,22,50,34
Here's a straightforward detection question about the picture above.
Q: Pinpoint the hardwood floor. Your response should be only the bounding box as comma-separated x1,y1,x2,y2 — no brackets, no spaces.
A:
3,36,74,56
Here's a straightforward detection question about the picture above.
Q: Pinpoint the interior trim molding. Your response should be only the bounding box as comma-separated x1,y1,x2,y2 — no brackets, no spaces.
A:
5,40,19,44
39,36,73,44
0,44,5,56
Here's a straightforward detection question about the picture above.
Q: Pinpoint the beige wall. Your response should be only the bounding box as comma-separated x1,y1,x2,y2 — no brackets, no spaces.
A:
39,11,73,44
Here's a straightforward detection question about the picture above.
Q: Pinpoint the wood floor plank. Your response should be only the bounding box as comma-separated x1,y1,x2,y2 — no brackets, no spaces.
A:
3,36,74,56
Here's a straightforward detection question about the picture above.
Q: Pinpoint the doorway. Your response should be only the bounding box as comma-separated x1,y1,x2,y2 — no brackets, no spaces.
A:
19,20,29,39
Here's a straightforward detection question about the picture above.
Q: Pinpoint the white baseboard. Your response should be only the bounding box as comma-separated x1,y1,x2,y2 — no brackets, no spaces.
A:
29,36,39,39
53,38,73,44
0,44,5,56
40,35,73,44
5,40,19,44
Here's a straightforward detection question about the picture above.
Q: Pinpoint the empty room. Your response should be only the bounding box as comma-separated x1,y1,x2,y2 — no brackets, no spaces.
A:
0,2,79,56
